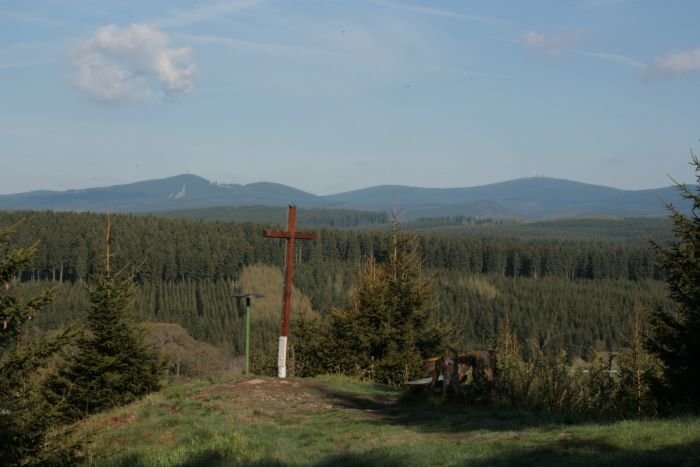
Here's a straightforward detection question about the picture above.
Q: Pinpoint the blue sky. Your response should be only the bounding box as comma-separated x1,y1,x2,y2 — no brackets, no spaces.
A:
1,0,699,195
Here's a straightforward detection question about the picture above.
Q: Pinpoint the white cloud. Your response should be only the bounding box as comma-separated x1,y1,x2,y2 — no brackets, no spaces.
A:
649,48,700,77
73,24,197,102
521,31,582,56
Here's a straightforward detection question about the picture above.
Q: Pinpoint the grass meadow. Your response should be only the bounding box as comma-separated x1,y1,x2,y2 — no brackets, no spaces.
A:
73,375,700,466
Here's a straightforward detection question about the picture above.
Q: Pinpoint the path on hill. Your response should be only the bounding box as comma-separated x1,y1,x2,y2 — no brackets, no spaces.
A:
196,377,399,423
82,376,700,466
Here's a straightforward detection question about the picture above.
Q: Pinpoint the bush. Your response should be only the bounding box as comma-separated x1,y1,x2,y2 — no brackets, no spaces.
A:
495,307,659,419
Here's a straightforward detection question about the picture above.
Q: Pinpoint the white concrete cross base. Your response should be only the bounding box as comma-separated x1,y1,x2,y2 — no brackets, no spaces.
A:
278,336,288,378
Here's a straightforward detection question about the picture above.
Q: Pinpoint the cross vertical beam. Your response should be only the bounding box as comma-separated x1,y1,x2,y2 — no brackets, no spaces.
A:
281,206,296,338
263,205,317,378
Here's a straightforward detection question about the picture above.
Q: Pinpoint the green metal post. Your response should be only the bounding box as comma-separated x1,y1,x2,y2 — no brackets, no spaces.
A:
245,296,251,375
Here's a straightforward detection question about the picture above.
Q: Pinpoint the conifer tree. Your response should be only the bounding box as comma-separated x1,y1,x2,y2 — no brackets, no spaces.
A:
648,152,700,409
327,220,443,385
49,218,162,420
0,225,74,465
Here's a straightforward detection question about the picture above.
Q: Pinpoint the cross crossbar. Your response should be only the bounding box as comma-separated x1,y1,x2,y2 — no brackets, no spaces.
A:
262,230,317,240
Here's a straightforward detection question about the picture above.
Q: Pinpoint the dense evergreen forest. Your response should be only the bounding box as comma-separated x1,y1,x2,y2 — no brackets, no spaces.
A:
157,205,388,228
403,216,674,243
1,210,672,360
157,205,674,244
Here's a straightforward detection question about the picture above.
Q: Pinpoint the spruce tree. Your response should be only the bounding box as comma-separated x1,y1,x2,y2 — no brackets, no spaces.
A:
49,218,162,420
0,225,74,465
327,221,443,385
648,152,700,409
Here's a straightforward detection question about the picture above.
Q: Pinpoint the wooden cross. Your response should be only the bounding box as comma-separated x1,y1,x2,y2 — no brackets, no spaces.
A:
263,205,317,378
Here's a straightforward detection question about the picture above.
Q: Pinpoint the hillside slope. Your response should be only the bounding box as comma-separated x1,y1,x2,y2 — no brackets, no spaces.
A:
72,375,700,466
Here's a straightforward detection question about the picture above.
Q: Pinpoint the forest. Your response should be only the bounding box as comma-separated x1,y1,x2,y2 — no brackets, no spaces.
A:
0,209,671,361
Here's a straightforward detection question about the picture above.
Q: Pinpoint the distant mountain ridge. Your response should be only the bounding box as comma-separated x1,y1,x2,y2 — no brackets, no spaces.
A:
326,177,684,219
0,174,689,220
0,175,329,213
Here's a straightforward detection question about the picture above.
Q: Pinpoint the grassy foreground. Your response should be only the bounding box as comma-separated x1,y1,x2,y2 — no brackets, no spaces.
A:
73,375,700,466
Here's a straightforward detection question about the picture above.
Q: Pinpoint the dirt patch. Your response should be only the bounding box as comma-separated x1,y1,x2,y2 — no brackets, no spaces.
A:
245,378,266,385
197,377,337,414
195,377,400,423
201,377,323,398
